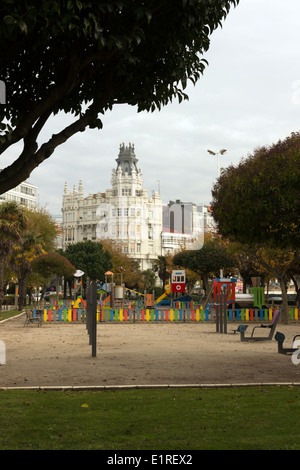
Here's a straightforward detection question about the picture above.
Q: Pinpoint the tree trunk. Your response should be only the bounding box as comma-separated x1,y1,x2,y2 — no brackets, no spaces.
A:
18,273,27,310
202,274,211,303
279,278,289,324
0,256,6,311
291,275,300,308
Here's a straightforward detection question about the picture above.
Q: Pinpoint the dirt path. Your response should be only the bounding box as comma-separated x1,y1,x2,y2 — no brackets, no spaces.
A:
1,314,300,388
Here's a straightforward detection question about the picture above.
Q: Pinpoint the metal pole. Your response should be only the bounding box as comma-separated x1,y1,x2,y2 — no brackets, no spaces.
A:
91,281,97,358
220,293,223,334
223,293,227,334
216,293,219,332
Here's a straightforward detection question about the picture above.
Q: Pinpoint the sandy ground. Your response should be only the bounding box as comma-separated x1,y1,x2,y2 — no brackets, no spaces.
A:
1,313,300,388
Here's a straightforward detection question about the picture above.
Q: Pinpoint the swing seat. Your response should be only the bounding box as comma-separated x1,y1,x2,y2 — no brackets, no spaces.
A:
239,309,280,341
275,332,300,354
232,324,248,334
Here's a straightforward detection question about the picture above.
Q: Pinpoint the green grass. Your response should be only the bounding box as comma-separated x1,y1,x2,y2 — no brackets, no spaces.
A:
0,308,23,322
0,386,300,450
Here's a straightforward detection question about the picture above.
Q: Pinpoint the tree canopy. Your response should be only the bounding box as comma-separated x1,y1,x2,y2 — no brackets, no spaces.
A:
211,132,300,249
61,240,111,281
0,0,239,192
31,252,76,280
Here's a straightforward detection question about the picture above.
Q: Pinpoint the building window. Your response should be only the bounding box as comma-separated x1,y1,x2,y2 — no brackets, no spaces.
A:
124,208,129,216
137,243,141,253
122,189,131,196
118,208,122,217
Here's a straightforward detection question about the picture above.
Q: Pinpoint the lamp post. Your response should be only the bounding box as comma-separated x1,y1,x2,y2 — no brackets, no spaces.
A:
207,149,227,177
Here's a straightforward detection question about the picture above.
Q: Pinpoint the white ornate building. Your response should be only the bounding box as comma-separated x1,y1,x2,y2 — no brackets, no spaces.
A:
61,142,216,269
0,179,37,209
61,143,162,271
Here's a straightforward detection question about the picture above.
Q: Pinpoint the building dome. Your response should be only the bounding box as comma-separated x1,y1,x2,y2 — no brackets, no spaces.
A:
115,142,138,175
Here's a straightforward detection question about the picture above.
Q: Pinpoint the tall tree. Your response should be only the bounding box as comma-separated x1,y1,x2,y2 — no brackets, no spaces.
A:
62,240,112,282
10,207,58,309
153,255,172,289
0,202,27,310
211,132,300,322
12,231,45,309
211,132,300,249
0,0,239,192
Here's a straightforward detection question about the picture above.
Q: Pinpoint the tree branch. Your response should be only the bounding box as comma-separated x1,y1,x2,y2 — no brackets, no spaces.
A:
0,67,116,193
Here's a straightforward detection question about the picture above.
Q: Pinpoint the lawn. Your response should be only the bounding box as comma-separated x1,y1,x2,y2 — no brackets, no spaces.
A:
0,385,299,450
0,308,23,322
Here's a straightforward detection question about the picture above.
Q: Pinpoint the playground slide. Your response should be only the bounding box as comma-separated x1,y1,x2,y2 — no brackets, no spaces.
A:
74,297,84,308
156,292,168,304
103,295,111,306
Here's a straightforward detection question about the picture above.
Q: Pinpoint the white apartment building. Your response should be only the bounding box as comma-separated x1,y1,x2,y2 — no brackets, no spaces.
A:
61,142,216,267
0,179,38,209
61,143,162,271
161,201,216,255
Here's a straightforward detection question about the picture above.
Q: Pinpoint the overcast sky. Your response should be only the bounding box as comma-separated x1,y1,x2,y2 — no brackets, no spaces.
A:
3,0,300,217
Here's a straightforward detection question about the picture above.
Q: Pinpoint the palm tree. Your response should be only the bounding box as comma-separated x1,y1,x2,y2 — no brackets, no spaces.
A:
153,255,171,289
11,231,46,309
0,202,27,310
10,207,58,309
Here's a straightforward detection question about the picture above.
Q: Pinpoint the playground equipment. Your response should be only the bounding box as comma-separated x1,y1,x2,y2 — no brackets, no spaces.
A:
237,309,280,341
102,295,111,306
213,278,237,334
125,287,145,297
156,284,172,305
24,309,43,327
213,277,266,310
74,296,84,308
124,287,154,308
212,277,269,335
275,332,300,355
171,270,186,293
213,278,237,307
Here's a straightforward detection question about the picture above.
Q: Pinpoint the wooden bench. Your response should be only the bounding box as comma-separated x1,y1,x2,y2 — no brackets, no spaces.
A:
24,310,43,327
238,309,280,341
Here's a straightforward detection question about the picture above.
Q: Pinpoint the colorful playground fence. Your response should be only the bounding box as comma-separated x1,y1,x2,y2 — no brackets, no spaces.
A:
31,304,300,323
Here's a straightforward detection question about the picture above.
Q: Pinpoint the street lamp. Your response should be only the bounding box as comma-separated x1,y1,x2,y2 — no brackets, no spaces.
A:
207,149,227,177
